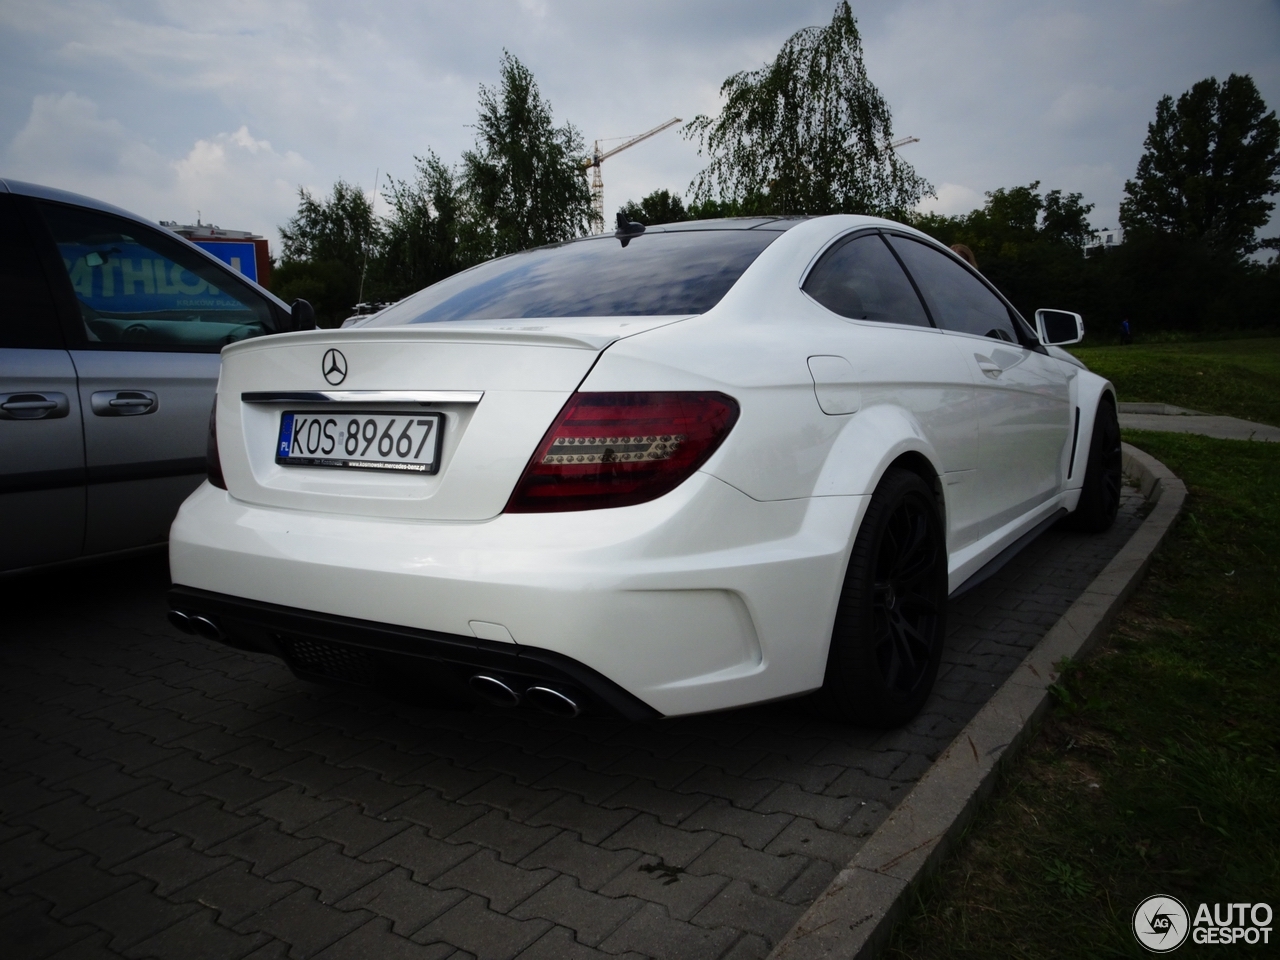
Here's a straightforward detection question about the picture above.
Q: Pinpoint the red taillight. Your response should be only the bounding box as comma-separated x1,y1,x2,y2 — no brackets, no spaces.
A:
207,396,226,489
505,391,740,513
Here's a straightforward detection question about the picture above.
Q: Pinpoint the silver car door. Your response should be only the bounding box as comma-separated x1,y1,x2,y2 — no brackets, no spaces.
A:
31,199,276,555
0,192,85,572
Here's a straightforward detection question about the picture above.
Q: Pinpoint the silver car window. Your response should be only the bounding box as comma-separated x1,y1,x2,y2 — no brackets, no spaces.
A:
35,201,273,351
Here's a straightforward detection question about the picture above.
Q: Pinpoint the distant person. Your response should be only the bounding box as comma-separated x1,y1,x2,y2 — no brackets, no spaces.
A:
951,243,978,270
1121,318,1132,345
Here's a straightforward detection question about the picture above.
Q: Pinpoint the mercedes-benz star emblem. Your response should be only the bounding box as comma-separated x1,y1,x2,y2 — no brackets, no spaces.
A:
321,348,348,385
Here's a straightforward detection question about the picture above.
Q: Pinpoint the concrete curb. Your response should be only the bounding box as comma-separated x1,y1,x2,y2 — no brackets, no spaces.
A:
767,443,1187,960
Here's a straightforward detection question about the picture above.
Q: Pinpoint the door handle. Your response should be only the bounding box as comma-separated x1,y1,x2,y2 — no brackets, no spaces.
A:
0,392,70,420
91,390,159,417
974,355,1003,379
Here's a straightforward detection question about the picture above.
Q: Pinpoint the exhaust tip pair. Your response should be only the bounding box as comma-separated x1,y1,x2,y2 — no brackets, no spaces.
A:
469,674,581,718
167,609,223,642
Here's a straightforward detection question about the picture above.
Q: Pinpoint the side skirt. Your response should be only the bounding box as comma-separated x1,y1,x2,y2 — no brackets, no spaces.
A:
948,507,1068,600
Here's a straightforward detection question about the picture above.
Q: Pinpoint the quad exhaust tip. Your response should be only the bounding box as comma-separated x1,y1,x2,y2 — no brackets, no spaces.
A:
167,609,223,642
468,675,581,717
469,674,521,707
525,685,581,718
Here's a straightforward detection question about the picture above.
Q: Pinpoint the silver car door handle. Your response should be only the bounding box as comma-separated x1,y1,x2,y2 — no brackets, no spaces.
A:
974,356,1003,379
0,392,70,420
91,390,159,417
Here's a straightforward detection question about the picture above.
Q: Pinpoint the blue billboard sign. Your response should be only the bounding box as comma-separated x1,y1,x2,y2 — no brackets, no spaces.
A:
58,242,250,316
194,240,259,283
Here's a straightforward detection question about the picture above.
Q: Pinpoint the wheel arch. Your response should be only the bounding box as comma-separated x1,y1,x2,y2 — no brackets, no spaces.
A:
1067,369,1118,490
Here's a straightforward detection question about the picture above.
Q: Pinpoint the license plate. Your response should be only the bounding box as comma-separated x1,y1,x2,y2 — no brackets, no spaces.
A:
276,411,444,474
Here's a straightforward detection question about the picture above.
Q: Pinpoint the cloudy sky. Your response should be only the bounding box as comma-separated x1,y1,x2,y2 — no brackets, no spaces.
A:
3,0,1278,252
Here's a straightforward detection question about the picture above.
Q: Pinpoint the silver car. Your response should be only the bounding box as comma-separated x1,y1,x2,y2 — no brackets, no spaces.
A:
0,179,309,574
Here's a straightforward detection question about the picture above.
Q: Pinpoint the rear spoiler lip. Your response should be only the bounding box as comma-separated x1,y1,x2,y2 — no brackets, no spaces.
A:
220,315,698,357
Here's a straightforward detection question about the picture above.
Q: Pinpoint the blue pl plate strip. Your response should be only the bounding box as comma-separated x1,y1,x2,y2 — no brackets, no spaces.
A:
278,413,295,457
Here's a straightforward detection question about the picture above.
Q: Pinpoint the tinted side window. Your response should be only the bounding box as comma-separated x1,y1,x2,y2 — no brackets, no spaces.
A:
803,233,930,327
0,195,62,349
886,235,1019,343
364,229,781,325
35,201,273,351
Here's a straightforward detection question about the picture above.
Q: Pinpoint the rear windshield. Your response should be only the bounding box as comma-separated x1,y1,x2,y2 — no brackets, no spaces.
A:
361,228,783,326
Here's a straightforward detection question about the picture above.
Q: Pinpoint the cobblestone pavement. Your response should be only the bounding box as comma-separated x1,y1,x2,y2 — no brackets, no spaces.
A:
1,491,1142,960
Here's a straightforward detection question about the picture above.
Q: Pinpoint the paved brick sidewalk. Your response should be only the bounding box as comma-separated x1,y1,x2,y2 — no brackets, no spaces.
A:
0,492,1142,960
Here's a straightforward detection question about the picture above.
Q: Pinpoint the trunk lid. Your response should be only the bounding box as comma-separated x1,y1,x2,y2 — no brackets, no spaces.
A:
215,317,683,521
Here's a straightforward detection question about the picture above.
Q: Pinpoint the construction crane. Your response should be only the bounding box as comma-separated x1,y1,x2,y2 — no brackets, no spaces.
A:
583,117,682,233
889,135,920,149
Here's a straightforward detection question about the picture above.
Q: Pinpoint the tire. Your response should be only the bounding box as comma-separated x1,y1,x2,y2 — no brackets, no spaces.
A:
815,468,948,727
1064,398,1121,533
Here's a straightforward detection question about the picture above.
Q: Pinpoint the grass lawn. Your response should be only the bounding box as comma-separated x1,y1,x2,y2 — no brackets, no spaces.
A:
887,431,1280,958
1070,337,1280,427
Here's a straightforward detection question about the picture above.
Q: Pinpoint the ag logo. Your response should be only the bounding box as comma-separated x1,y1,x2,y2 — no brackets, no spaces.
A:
1133,895,1190,953
321,348,348,386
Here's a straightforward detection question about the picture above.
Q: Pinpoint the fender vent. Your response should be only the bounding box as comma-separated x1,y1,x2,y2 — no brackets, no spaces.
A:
282,636,376,685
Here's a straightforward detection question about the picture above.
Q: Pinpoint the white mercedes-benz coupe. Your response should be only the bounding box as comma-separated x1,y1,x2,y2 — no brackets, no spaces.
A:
168,214,1121,726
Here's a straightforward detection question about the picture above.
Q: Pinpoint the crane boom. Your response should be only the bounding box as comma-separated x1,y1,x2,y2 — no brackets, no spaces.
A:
583,117,682,233
584,117,683,169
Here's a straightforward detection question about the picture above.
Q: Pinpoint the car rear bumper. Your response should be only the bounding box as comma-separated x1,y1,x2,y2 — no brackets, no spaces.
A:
169,474,867,716
167,584,661,720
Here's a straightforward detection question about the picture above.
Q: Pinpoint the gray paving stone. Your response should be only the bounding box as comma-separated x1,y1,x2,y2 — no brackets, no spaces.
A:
126,909,268,960
20,795,117,843
458,777,560,822
448,810,560,864
171,861,298,926
236,887,372,958
517,831,640,891
62,815,174,869
315,917,456,960
114,837,234,896
515,925,644,960
397,758,497,799
270,842,392,904
67,880,198,951
692,879,806,940
601,815,718,867
509,875,643,945
602,781,709,826
337,867,466,935
209,821,322,876
300,806,411,856
763,817,864,866
328,772,420,817
432,850,555,913
598,856,729,921
532,764,630,804
385,791,487,839
250,785,347,832
600,902,739,960
360,827,478,884
688,836,807,897
412,894,551,960
0,899,99,959
524,794,637,845
14,854,135,918
679,800,793,851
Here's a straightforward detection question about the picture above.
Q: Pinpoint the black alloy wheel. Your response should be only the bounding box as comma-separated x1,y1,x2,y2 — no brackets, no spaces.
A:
1064,398,1122,533
816,467,948,727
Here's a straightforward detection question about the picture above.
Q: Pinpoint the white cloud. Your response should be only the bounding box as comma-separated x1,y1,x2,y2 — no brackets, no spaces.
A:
5,93,316,245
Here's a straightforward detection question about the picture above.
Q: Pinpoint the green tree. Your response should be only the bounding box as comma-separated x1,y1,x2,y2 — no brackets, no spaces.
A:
274,179,381,327
461,52,595,257
618,188,690,225
1120,74,1280,257
379,152,482,302
685,1,931,217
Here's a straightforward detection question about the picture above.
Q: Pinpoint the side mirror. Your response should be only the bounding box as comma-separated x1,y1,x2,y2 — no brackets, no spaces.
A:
289,298,317,332
1034,309,1084,346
